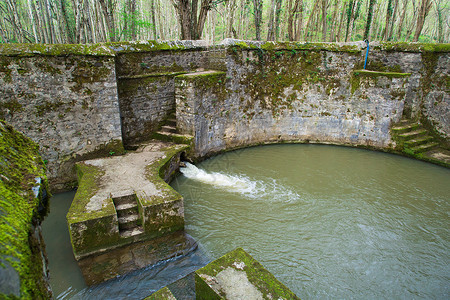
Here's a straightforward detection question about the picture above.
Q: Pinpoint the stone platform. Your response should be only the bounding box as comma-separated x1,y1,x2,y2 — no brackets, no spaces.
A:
67,141,189,261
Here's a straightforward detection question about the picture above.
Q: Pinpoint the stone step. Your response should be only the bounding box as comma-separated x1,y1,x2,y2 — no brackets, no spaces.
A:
111,192,137,207
115,202,137,211
119,226,144,238
166,118,177,126
118,213,139,224
392,123,420,134
118,214,140,230
116,205,139,219
410,142,439,153
398,129,427,140
404,136,434,148
161,125,177,133
153,131,194,145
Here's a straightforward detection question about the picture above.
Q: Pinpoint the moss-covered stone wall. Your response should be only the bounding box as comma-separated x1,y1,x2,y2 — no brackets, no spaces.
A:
115,44,226,147
176,42,421,158
0,47,124,192
0,121,51,299
0,41,448,192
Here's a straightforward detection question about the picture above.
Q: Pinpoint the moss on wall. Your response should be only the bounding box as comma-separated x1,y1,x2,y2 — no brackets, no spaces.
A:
195,247,299,299
0,121,51,299
377,42,450,53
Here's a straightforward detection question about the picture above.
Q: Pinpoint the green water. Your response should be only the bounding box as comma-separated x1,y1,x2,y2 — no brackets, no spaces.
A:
171,144,450,299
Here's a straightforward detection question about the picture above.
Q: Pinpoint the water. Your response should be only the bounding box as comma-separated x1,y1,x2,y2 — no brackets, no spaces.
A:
172,144,450,299
42,193,208,299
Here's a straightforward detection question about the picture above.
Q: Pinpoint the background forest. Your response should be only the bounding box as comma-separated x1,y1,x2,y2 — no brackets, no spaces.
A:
0,0,448,45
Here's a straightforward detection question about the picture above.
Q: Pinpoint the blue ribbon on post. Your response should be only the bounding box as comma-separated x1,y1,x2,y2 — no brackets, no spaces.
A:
364,40,369,70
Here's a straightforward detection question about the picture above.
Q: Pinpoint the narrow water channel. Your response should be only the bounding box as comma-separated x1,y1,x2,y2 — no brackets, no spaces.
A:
171,144,450,299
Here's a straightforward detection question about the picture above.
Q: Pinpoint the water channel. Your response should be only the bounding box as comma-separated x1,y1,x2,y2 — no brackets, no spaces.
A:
43,144,449,299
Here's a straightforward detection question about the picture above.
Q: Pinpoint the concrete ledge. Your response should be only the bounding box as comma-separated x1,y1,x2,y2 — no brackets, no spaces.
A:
67,141,188,259
195,248,299,300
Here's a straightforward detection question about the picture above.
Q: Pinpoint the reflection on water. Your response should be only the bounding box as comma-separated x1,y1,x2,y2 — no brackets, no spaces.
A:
172,144,450,299
42,192,208,299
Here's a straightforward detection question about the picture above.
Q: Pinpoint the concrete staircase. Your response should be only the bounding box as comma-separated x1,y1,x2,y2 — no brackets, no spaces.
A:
391,119,439,154
112,194,144,238
153,113,193,145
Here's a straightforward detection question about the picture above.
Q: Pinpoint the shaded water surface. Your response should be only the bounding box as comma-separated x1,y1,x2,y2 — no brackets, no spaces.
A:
42,193,208,299
171,144,450,299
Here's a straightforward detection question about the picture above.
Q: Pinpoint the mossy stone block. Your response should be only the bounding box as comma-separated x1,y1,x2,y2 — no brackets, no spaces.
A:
144,287,177,300
195,248,299,300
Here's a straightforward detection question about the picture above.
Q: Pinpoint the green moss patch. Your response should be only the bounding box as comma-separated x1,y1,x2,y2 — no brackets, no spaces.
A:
0,121,50,299
351,70,411,94
195,247,299,299
377,42,450,53
229,41,360,53
144,287,176,300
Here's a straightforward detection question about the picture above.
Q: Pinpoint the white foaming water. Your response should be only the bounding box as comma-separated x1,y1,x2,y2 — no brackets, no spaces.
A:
180,162,300,202
180,162,255,194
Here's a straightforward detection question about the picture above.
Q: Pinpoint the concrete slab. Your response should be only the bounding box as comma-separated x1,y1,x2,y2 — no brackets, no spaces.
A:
67,141,189,259
195,248,299,300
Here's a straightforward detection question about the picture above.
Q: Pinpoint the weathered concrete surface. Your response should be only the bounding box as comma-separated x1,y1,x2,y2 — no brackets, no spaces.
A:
67,141,187,260
78,231,196,285
195,248,299,300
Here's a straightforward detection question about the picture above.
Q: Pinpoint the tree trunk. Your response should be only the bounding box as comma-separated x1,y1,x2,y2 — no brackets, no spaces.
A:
252,0,263,40
267,0,276,40
413,0,432,42
344,0,355,42
156,0,165,39
387,0,399,40
396,0,408,40
27,0,38,42
150,0,157,39
304,0,320,40
274,0,282,40
225,0,237,38
321,0,327,41
99,0,116,41
363,0,376,40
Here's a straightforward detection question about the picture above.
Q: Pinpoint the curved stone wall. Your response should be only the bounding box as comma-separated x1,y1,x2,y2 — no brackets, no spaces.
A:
0,41,448,190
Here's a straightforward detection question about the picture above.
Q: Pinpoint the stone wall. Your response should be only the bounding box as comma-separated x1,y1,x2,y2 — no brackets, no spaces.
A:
115,42,225,146
176,42,415,158
0,121,51,299
0,45,123,192
0,41,448,191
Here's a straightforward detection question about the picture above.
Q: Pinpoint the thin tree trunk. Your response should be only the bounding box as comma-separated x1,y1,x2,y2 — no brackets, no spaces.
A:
304,0,320,40
267,0,276,40
295,0,303,40
225,0,237,38
328,0,338,41
274,0,282,40
321,0,327,41
345,0,355,42
252,0,263,40
413,0,432,41
156,0,165,39
336,1,346,41
387,0,399,40
27,0,38,42
396,0,407,40
150,0,157,39
364,0,376,40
